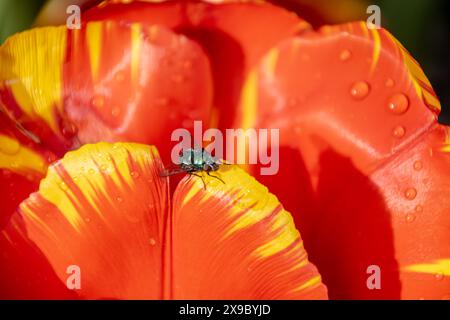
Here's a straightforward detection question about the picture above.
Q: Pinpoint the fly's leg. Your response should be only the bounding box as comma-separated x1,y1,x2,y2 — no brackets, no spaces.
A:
207,171,225,184
190,172,207,190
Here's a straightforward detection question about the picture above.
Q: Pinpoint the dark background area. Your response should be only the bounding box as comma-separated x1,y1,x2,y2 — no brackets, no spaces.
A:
0,0,448,123
375,0,449,124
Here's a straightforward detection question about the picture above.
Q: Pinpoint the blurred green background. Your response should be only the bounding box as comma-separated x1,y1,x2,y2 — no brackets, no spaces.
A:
0,0,448,123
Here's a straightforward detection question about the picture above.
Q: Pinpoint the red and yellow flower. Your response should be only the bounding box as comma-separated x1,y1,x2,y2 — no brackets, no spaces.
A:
0,0,449,299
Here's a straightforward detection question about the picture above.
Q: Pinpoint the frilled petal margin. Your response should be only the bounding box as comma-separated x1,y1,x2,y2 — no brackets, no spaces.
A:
2,142,327,299
236,21,450,299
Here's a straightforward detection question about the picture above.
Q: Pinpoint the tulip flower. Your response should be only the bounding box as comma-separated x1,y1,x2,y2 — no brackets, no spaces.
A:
0,0,448,300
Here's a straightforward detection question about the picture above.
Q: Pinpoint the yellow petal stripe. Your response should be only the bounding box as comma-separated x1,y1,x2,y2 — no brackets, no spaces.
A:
0,26,67,131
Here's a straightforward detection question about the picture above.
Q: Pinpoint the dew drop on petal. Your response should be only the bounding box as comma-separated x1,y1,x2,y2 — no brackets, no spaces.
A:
172,74,185,83
114,71,125,82
59,182,68,191
131,171,140,179
387,93,409,114
350,81,370,100
117,197,123,203
435,272,444,281
385,78,395,87
91,94,105,109
149,238,156,246
405,213,416,223
339,49,352,61
405,188,417,200
61,123,77,139
415,205,423,213
392,125,406,138
183,60,193,69
413,161,423,171
111,107,120,117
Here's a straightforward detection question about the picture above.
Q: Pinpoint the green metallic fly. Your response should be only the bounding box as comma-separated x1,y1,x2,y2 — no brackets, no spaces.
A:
161,148,227,189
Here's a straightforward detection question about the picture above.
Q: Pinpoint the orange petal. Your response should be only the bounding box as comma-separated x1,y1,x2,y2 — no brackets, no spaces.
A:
171,166,327,299
238,22,449,299
7,142,168,299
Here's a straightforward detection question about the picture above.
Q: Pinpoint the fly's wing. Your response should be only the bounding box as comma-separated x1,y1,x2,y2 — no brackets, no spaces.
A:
159,164,187,177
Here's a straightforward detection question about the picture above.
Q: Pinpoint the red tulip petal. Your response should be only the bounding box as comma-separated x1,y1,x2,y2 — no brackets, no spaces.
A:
64,21,213,162
0,111,56,227
84,0,308,129
6,142,168,299
0,26,71,155
238,22,449,299
4,142,326,299
0,111,64,299
0,22,213,162
171,166,327,299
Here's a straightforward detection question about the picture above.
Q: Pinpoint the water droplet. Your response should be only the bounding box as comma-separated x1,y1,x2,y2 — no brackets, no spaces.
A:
405,188,417,200
131,171,140,179
100,164,107,171
413,161,423,171
172,74,185,83
435,272,444,281
114,71,125,82
0,137,20,155
385,78,395,87
155,97,169,107
111,107,120,117
339,49,352,61
88,168,96,175
149,238,156,246
415,205,423,213
392,125,406,138
117,197,123,203
405,213,416,223
183,60,193,69
84,217,91,223
350,81,370,100
61,120,78,139
59,182,68,191
387,93,409,114
91,94,105,109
